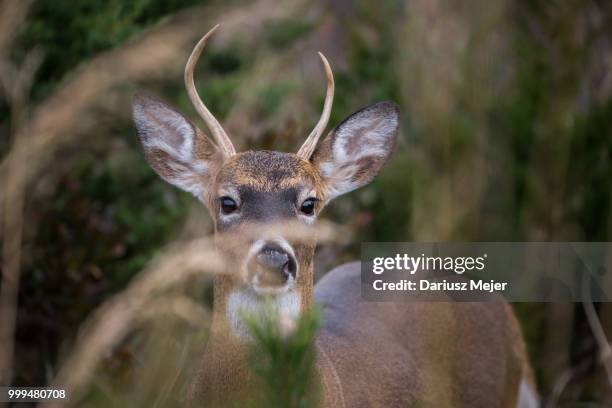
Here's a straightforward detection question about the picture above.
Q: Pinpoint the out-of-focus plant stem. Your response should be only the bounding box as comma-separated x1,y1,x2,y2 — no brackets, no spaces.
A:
0,0,35,394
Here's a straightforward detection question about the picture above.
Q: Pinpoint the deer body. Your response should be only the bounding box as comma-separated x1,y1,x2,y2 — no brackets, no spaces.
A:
314,263,528,407
132,25,538,408
189,262,531,407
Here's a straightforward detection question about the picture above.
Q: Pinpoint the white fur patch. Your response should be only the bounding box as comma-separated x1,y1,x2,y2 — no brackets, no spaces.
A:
226,287,301,341
317,104,398,200
517,379,539,408
333,116,396,164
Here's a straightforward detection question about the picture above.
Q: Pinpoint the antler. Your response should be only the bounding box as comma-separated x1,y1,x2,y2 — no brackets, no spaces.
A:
296,52,335,159
185,25,236,158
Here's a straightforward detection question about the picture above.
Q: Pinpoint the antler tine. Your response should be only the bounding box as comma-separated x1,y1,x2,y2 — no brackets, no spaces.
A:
185,25,236,158
297,52,335,159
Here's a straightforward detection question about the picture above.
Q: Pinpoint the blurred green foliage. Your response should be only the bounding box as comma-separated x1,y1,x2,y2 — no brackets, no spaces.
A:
264,18,313,50
16,0,203,99
244,305,321,408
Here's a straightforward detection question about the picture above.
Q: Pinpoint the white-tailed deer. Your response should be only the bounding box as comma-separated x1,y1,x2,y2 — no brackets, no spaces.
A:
132,25,538,408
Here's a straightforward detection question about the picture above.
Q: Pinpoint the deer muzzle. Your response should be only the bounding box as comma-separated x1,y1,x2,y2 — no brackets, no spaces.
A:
246,241,297,293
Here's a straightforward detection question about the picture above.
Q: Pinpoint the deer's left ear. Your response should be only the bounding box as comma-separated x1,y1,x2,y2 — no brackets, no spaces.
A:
311,101,399,200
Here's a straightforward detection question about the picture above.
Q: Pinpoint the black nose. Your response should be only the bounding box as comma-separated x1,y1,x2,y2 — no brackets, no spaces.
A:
249,244,297,287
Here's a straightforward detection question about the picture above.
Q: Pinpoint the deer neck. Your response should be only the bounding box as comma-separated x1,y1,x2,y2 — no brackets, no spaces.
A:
199,258,314,397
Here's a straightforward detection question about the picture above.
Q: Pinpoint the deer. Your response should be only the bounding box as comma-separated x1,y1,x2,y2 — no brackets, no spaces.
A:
131,25,539,408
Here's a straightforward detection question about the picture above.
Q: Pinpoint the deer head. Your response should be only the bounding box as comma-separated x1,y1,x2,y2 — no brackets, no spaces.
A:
132,25,399,338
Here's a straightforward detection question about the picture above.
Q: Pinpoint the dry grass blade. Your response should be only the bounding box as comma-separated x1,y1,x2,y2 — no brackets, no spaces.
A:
138,296,211,328
217,219,351,248
0,0,32,60
0,1,38,392
582,270,612,388
41,217,346,407
41,237,223,407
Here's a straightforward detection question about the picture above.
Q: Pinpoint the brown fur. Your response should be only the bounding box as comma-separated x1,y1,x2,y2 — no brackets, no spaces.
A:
212,151,325,198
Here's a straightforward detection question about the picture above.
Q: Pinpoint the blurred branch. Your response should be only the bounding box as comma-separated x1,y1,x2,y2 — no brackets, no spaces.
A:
0,0,32,61
138,296,211,328
571,244,612,392
581,269,612,388
0,1,38,392
545,368,573,408
42,238,223,408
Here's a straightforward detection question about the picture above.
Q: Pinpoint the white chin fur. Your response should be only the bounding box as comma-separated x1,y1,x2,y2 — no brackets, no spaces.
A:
227,287,300,341
252,273,295,295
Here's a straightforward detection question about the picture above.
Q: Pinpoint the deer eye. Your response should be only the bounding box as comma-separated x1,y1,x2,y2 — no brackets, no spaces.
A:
220,197,238,214
300,198,316,215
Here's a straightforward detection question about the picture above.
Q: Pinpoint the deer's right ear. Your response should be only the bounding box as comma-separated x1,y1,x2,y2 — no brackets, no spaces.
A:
311,101,399,201
132,91,222,199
